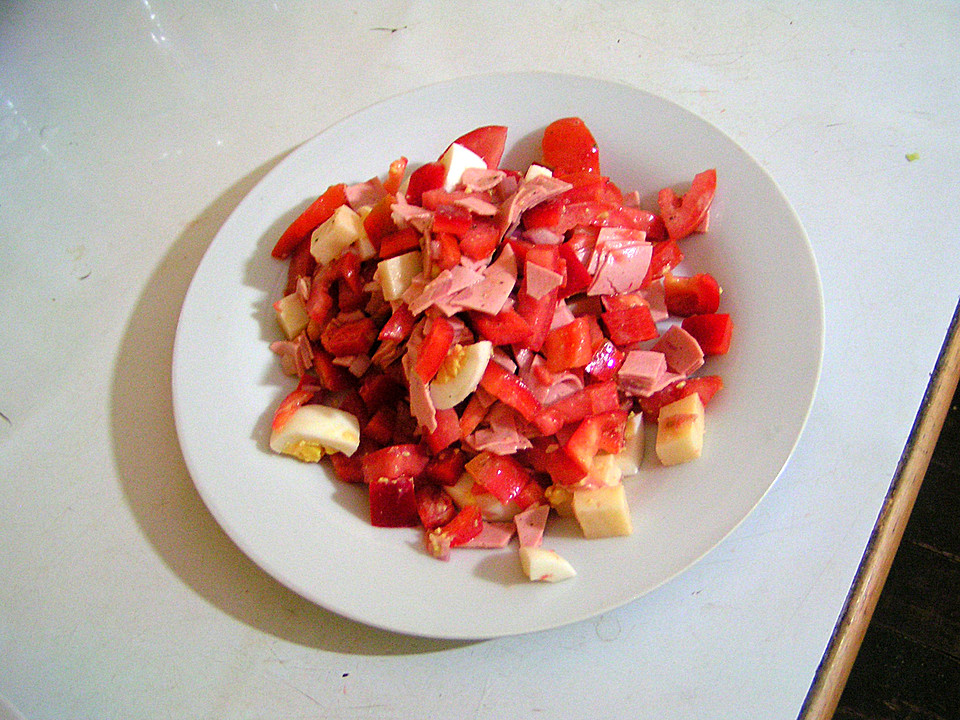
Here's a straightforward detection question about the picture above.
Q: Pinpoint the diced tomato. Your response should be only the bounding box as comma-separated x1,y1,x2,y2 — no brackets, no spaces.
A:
271,387,314,432
642,239,685,287
601,305,659,346
478,361,542,423
329,451,365,484
471,309,533,346
312,349,352,391
637,375,724,421
284,238,316,295
543,317,594,372
664,272,721,316
362,195,397,250
359,372,405,408
320,315,378,357
443,125,509,168
378,226,421,260
435,231,462,270
361,443,429,483
424,407,460,453
369,475,419,527
406,162,446,206
658,169,717,241
363,406,396,445
383,156,408,195
542,117,600,177
681,313,733,356
416,316,455,383
513,480,547,511
421,447,467,486
563,409,628,473
465,452,534,505
428,505,483,552
585,340,625,381
305,280,335,326
378,303,415,341
534,381,620,436
272,183,348,259
557,242,592,298
415,485,458,530
458,218,500,261
525,440,588,486
514,287,558,352
433,204,473,235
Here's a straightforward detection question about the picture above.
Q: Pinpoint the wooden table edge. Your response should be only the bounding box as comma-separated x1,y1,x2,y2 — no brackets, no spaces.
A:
799,298,960,720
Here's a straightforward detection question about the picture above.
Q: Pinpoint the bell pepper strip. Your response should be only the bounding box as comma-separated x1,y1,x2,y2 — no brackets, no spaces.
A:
369,475,419,527
542,317,594,373
478,360,542,424
272,183,348,259
406,162,446,206
470,309,533,346
542,117,600,177
600,305,660,347
638,375,724,421
361,443,429,483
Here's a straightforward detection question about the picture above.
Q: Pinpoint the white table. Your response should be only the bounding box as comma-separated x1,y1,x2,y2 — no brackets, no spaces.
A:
2,3,959,718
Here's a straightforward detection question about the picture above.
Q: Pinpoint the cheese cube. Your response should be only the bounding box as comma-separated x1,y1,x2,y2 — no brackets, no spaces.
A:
655,393,705,466
544,484,575,518
274,292,309,339
584,453,623,488
519,546,576,583
310,205,362,265
572,484,633,539
376,251,422,301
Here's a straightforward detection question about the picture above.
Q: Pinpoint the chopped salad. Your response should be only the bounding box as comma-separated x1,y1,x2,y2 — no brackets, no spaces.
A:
267,118,731,581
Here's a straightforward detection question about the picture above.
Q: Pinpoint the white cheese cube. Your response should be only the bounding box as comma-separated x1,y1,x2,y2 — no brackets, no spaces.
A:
274,292,309,339
438,142,487,191
616,411,645,477
310,205,363,265
584,453,623,488
655,393,705,466
519,546,576,583
353,207,378,261
572,484,633,539
376,251,422,301
544,483,575,518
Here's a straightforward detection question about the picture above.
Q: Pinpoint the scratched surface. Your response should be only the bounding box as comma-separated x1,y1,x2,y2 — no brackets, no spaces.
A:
1,3,959,718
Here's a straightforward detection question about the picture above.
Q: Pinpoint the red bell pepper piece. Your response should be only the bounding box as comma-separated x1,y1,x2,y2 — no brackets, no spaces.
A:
383,156,408,195
361,443,429,483
471,309,533,346
478,361,542,424
415,485,458,530
406,162,446,206
272,183,348,259
421,448,467,486
681,313,733,356
658,169,717,241
637,375,724,421
378,226,421,260
378,303,415,342
424,407,460,454
416,316,455,383
465,451,534,505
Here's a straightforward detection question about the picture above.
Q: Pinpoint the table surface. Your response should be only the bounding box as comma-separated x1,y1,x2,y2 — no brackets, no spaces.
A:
2,3,959,719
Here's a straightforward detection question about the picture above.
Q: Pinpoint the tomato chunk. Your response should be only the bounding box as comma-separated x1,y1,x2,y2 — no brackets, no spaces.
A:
543,317,594,372
378,303,415,341
471,309,533,346
369,475,419,527
658,169,717,241
320,315,378,357
421,447,467,486
465,451,535,505
585,340,626,381
415,485,458,530
443,125,508,169
542,117,600,177
664,272,721,316
637,375,724,421
406,162,446,206
458,218,500,261
378,226,421,259
361,443,429,483
681,313,733,356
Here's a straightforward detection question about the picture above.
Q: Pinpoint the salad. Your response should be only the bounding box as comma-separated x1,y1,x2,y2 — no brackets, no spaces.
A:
266,118,731,582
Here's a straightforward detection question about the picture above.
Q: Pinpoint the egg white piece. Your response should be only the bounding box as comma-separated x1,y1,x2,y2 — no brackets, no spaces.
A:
269,404,361,462
438,142,487,191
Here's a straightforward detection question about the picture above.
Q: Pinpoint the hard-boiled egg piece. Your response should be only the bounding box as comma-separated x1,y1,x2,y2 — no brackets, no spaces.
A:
438,142,487,191
429,340,493,410
269,404,360,462
519,546,576,583
616,411,645,477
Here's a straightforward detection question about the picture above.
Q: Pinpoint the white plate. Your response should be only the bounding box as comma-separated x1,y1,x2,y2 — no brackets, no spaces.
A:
172,72,823,640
